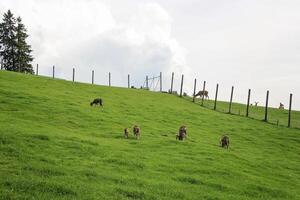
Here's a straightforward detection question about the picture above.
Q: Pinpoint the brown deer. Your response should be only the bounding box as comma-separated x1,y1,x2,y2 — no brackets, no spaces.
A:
279,103,284,109
133,125,141,140
176,125,187,141
90,98,103,107
124,128,129,139
194,90,209,99
220,135,230,149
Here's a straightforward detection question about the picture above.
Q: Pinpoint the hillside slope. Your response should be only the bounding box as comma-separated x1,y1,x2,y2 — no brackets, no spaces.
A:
0,71,299,200
184,96,300,129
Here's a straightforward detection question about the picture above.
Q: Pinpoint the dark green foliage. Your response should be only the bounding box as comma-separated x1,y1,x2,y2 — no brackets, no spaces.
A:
0,10,33,73
15,17,33,73
0,10,17,71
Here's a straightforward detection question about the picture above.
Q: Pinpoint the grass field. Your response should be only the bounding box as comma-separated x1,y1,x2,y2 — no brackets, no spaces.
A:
0,71,300,200
182,96,300,129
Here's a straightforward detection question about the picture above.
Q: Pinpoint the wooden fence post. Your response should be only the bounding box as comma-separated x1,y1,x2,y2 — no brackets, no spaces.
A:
52,65,55,79
109,72,111,86
180,74,184,97
193,78,197,102
214,83,219,110
92,70,94,84
228,86,234,113
160,72,162,92
170,72,174,93
128,74,130,88
146,76,149,89
201,81,206,106
72,68,75,82
36,64,38,75
288,93,293,128
246,89,251,117
264,90,269,121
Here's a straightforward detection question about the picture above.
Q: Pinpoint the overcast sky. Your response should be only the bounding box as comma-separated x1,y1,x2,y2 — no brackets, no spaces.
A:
1,0,300,109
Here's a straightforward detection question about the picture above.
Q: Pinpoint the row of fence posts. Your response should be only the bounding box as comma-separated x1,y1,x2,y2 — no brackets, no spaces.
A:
34,65,294,128
38,65,114,86
42,65,165,91
171,72,293,128
144,73,163,91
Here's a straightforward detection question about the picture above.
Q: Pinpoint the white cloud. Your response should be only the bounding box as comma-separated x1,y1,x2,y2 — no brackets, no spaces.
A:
0,0,190,90
1,0,299,109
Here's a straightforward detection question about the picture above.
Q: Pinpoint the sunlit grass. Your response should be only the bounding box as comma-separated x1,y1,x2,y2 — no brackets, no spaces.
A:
0,71,299,199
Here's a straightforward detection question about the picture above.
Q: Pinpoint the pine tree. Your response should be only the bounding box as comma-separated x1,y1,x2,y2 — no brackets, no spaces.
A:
0,10,34,73
0,10,17,71
16,17,33,73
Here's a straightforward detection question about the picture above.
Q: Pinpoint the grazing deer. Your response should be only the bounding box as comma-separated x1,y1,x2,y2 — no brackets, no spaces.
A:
168,90,178,95
279,103,284,109
133,125,141,140
124,128,129,139
220,135,230,149
176,125,187,141
194,90,209,99
90,98,103,107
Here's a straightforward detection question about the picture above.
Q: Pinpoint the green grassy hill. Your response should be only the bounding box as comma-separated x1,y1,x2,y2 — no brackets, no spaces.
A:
183,96,300,129
0,71,299,200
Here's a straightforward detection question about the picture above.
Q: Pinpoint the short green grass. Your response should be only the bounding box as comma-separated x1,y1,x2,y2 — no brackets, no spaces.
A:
0,71,299,200
183,96,300,129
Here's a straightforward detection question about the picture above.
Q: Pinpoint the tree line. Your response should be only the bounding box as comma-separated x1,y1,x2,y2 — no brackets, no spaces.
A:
0,10,34,73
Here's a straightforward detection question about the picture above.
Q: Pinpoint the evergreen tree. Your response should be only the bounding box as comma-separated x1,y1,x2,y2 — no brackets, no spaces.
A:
16,17,33,73
0,10,17,71
0,10,34,73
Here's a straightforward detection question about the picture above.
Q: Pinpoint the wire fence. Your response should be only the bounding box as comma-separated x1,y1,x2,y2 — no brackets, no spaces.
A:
2,64,299,129
179,79,300,129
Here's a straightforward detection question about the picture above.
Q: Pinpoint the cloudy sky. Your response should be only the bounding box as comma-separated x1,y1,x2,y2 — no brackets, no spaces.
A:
1,0,300,109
